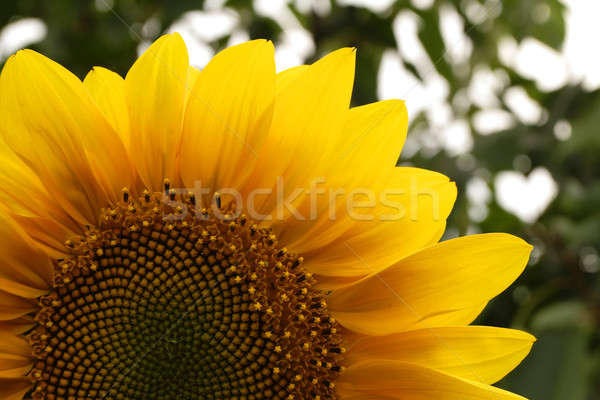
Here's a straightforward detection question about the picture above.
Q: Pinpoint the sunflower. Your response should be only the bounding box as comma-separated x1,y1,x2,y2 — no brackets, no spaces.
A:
0,33,534,400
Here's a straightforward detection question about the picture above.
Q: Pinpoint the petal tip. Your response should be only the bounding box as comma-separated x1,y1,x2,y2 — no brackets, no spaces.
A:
5,48,37,66
242,38,275,52
326,46,357,61
344,46,358,56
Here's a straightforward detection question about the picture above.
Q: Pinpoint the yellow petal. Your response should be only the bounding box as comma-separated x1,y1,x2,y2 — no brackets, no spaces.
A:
275,65,308,96
0,330,32,378
0,378,31,400
0,210,52,298
185,65,201,106
331,302,489,338
0,49,134,226
0,290,36,320
329,233,532,335
243,47,356,215
276,100,408,253
125,33,189,189
83,66,130,147
345,326,535,384
415,302,488,328
0,278,46,301
337,360,528,400
0,330,31,356
0,366,31,379
0,318,35,335
336,100,408,181
8,212,74,260
180,40,275,196
0,136,80,254
301,168,456,278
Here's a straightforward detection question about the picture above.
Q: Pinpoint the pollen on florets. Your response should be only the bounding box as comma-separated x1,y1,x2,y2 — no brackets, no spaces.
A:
28,188,343,400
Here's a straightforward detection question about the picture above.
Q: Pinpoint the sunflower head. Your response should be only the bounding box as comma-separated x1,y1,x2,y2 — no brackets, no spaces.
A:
0,33,534,400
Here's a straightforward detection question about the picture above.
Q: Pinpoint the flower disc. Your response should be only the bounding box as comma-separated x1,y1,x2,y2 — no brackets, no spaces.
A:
28,192,343,400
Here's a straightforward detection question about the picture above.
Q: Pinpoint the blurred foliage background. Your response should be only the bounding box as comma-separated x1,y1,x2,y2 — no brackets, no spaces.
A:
1,0,598,399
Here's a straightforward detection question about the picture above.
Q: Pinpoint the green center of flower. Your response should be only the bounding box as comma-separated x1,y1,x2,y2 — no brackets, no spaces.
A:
28,190,343,400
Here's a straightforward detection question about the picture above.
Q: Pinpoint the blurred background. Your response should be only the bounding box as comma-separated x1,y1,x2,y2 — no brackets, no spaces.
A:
1,0,598,398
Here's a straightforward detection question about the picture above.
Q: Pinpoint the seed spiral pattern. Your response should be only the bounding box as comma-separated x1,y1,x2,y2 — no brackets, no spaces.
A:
28,188,344,400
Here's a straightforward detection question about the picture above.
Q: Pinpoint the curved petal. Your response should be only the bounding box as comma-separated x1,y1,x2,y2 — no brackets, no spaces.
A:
332,100,408,185
83,66,130,147
328,233,532,335
185,65,201,106
0,210,53,298
8,213,75,260
0,330,32,378
180,39,275,195
336,360,528,400
277,100,409,253
301,168,456,278
0,49,134,225
242,47,356,215
333,302,489,338
125,33,189,189
345,326,535,384
0,137,80,256
275,65,308,96
0,318,35,335
0,290,37,321
0,378,31,400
